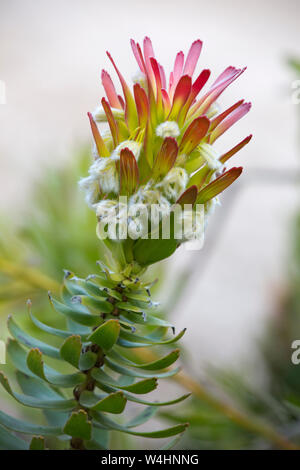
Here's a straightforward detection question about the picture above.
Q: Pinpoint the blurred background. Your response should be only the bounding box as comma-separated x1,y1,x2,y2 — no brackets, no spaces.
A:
1,0,300,449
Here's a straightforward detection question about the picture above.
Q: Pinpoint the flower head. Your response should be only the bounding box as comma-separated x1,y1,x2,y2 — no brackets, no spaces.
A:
80,37,251,267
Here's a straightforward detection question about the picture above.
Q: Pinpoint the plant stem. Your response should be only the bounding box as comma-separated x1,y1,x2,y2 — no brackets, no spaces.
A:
136,349,299,450
175,370,299,450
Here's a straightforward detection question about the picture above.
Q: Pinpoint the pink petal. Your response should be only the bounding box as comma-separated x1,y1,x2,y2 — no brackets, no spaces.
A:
161,89,171,114
183,40,203,77
169,51,184,98
210,102,251,142
150,58,163,117
159,63,167,90
168,75,192,121
101,70,122,110
212,66,242,88
179,69,211,123
210,99,244,131
106,51,138,131
190,67,245,117
143,36,156,89
130,39,145,73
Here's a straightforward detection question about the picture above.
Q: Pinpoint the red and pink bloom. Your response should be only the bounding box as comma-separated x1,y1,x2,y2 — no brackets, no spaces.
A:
80,37,251,244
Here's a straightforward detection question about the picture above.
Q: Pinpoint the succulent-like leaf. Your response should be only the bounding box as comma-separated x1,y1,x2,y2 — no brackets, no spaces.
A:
29,437,45,450
80,391,127,414
0,410,61,436
1,267,186,449
60,335,82,368
0,372,76,410
109,348,180,371
0,424,28,450
94,412,188,438
7,315,60,359
88,319,120,352
63,410,92,440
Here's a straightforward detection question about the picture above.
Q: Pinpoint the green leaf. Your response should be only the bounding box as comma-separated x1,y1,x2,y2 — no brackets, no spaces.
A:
105,357,180,379
63,410,92,440
120,311,173,327
76,279,109,298
60,335,82,368
80,391,127,414
126,406,157,428
89,371,190,407
125,392,191,407
160,433,185,450
116,302,144,313
7,316,60,359
94,413,189,438
0,372,76,410
29,437,45,450
7,339,36,377
27,348,85,387
0,410,61,436
88,320,120,352
86,273,116,289
29,309,87,340
0,423,28,450
78,350,97,371
133,211,179,266
85,428,109,450
109,349,180,371
133,238,178,266
118,328,186,348
77,295,114,314
92,368,157,394
16,370,63,400
50,296,100,326
125,291,151,303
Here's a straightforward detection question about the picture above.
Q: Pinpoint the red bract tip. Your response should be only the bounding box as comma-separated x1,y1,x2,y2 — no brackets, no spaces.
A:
87,112,109,157
179,116,210,155
220,135,252,164
120,148,139,196
176,185,198,207
197,167,243,203
152,137,178,179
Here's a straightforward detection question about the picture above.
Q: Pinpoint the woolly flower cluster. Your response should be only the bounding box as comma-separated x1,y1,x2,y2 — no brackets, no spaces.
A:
79,37,251,245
